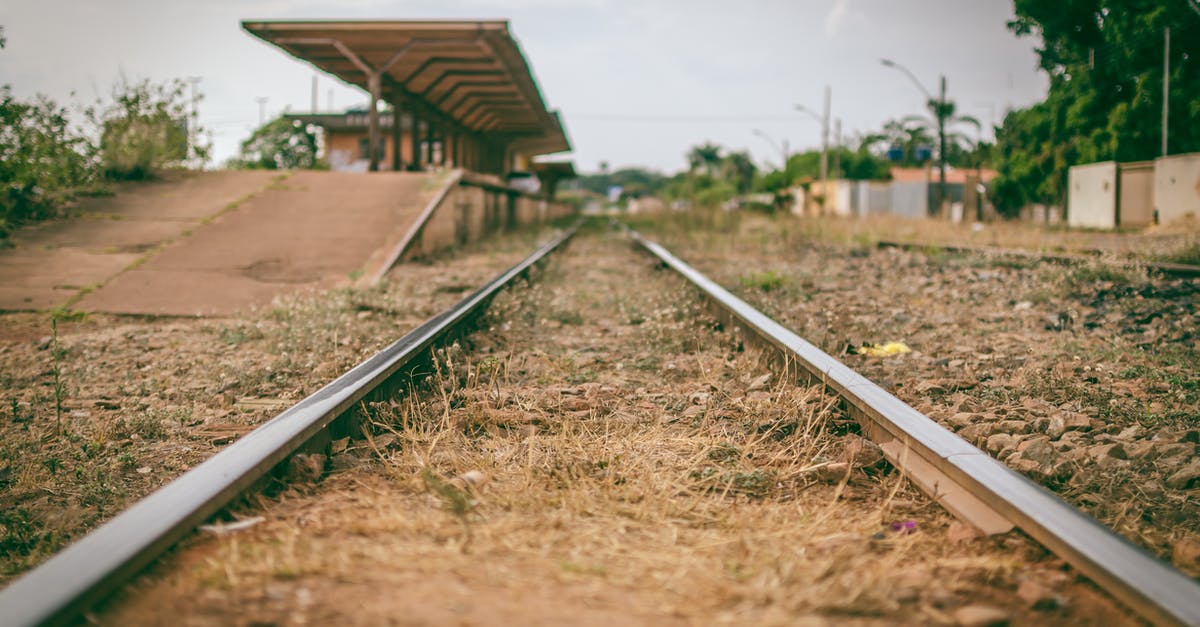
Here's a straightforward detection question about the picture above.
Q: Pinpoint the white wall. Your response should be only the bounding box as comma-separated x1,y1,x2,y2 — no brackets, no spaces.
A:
1068,161,1117,229
1154,153,1200,224
890,181,927,219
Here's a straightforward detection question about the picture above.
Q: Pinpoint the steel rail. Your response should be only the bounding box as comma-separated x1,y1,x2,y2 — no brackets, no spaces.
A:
629,229,1200,627
0,224,578,627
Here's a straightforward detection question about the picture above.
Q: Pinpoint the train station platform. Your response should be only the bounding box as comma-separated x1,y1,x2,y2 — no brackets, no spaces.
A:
0,170,444,316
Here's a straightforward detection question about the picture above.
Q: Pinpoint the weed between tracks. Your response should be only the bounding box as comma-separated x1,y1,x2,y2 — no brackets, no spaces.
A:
0,225,560,583
92,232,1114,626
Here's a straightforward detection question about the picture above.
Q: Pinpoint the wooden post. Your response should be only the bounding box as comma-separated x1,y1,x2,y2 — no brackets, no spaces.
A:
367,72,382,172
409,108,421,170
425,115,435,167
391,99,403,172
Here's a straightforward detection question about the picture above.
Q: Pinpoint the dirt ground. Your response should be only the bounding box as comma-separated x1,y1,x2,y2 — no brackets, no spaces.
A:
637,212,1200,577
0,226,555,583
95,229,1134,626
781,213,1200,263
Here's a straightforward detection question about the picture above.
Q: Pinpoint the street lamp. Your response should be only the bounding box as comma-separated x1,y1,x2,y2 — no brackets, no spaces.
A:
752,129,788,171
881,58,948,217
795,85,831,212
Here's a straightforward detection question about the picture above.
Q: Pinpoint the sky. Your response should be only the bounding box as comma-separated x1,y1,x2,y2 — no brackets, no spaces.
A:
0,0,1049,174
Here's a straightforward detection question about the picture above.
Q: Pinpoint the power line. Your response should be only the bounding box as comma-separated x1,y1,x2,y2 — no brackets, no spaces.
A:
569,113,799,123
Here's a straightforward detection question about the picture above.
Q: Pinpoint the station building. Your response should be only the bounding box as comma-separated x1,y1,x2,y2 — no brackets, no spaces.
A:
243,19,571,178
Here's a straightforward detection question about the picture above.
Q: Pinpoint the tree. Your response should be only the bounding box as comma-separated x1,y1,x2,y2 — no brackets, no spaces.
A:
721,150,757,194
686,142,723,175
233,116,321,170
992,0,1200,215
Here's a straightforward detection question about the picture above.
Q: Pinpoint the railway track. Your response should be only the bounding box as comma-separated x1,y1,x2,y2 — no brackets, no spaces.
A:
1,221,1197,625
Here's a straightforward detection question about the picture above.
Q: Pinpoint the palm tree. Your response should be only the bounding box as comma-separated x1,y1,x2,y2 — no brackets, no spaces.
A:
721,150,757,194
687,142,723,175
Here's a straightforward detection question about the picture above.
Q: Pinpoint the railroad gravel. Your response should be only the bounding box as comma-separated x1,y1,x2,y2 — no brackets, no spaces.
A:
647,212,1199,575
0,226,556,582
95,227,1133,625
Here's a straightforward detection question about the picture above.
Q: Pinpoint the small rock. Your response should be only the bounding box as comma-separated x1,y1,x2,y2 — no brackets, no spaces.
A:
997,420,1029,435
747,373,772,392
1045,414,1066,439
328,453,358,472
1115,425,1143,440
285,453,326,483
1017,580,1063,611
959,423,992,444
371,433,398,449
561,397,590,412
1172,538,1200,576
1124,441,1155,460
1153,442,1194,461
840,436,886,470
1166,459,1200,490
953,604,1010,627
36,336,52,350
986,433,1017,454
948,412,976,428
814,462,851,483
1058,412,1092,431
136,466,152,475
458,470,488,488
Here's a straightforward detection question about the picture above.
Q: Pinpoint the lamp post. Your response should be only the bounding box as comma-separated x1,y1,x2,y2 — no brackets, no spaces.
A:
881,58,947,217
795,85,830,213
752,129,789,171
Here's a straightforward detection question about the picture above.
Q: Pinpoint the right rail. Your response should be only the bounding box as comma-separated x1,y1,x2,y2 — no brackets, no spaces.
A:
630,228,1200,627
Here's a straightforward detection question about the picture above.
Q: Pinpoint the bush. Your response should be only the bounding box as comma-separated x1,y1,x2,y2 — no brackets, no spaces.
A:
0,87,95,237
230,116,321,170
0,68,206,238
90,78,200,180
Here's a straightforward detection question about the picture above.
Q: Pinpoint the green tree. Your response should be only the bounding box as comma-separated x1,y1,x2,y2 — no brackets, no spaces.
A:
993,0,1199,215
233,116,321,170
720,150,757,194
686,142,723,175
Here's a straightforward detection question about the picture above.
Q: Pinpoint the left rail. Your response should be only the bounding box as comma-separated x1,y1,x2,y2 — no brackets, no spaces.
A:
0,224,578,627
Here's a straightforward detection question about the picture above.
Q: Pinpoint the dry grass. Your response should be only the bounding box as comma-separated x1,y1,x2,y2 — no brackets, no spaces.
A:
95,230,1132,626
0,225,559,582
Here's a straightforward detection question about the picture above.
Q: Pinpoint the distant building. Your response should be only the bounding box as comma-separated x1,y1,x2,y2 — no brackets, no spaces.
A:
1067,153,1199,229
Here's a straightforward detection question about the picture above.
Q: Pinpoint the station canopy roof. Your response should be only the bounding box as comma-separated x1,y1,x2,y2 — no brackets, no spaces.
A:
242,19,570,156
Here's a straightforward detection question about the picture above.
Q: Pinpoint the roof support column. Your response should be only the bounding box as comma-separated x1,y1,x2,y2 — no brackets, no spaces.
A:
425,115,435,168
438,120,448,167
367,72,382,172
390,100,403,172
409,108,422,171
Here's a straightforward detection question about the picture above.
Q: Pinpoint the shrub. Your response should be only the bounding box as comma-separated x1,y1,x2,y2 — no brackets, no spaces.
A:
90,78,200,180
0,87,96,237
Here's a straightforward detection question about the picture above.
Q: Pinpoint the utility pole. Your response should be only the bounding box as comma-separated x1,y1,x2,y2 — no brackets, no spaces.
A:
832,118,842,179
1163,26,1170,157
256,97,268,126
937,75,948,218
311,75,319,113
820,85,831,213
